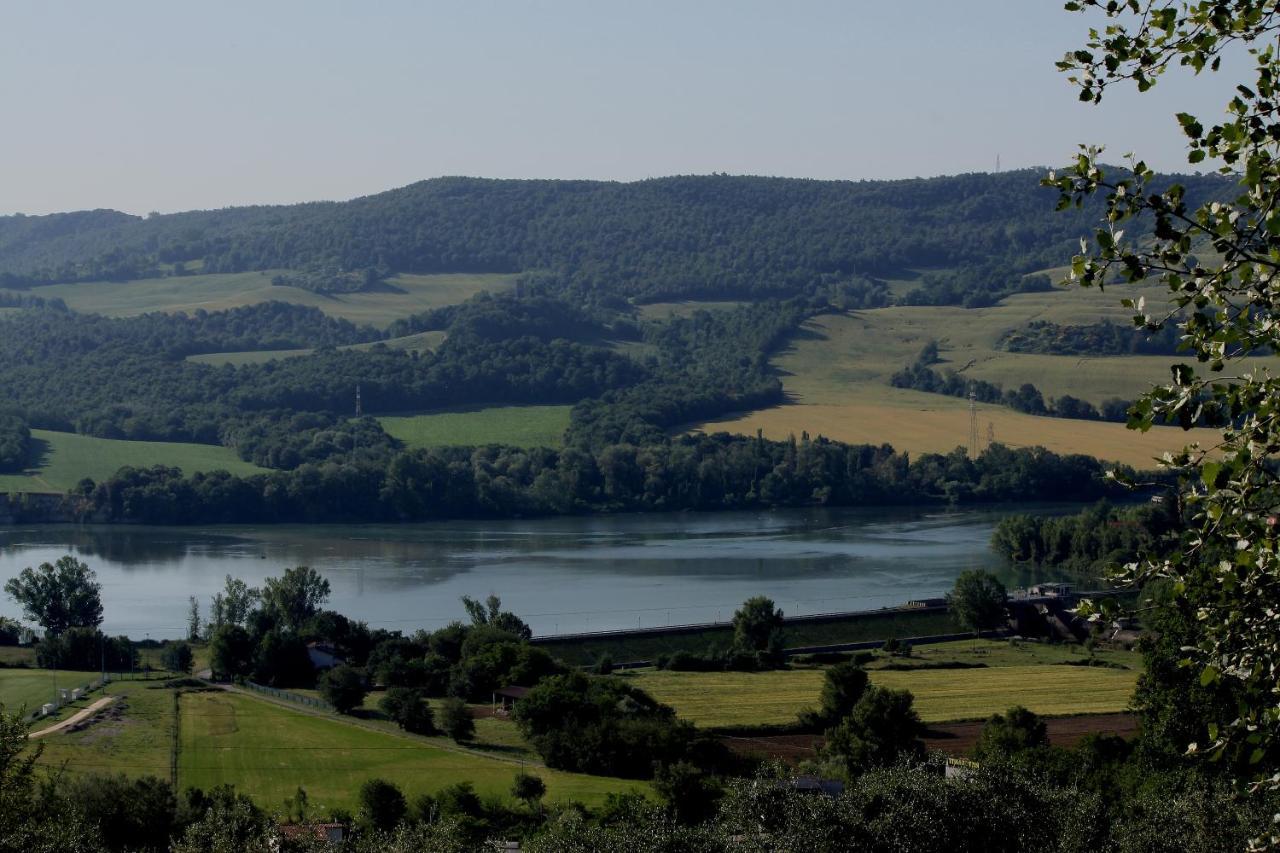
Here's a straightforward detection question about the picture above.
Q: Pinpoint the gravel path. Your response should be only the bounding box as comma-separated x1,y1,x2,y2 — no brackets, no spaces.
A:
28,695,116,739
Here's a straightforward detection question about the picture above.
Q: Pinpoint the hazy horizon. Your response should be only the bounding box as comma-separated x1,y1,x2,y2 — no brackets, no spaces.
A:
1,1,1244,216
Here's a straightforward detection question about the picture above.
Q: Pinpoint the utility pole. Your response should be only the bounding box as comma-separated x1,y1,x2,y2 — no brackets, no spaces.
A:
355,384,363,418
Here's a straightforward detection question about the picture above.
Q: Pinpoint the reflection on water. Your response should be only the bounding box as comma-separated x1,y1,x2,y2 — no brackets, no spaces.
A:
0,505,1082,639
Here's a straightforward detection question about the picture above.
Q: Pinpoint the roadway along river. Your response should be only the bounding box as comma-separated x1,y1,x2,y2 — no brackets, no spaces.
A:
0,505,1082,639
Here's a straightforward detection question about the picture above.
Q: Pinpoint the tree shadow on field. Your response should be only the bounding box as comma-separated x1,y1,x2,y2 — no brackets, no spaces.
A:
23,436,51,473
362,279,408,295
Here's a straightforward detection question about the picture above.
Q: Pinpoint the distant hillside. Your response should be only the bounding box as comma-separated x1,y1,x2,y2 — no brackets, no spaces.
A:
0,171,1231,302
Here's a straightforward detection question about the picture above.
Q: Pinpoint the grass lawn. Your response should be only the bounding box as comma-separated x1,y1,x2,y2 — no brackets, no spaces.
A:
0,667,103,716
12,272,517,329
628,639,1140,728
0,429,265,493
33,682,175,779
379,405,573,450
691,284,1235,467
179,690,643,812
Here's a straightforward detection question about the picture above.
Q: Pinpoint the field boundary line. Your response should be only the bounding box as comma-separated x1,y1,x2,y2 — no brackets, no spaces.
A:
170,691,180,788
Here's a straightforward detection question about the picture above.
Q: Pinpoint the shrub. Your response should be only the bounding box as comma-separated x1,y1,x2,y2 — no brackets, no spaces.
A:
974,705,1048,761
161,642,194,674
319,665,366,714
357,778,407,832
439,697,475,743
822,686,925,775
379,687,435,734
511,772,547,810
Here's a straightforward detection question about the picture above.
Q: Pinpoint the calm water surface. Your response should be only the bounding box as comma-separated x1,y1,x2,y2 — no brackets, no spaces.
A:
0,506,1077,639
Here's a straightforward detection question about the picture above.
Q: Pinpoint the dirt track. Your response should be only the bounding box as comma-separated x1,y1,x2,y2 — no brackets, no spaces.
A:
28,695,116,739
722,713,1139,763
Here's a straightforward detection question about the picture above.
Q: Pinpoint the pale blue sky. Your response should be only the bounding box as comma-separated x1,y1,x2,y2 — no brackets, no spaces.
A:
0,1,1241,215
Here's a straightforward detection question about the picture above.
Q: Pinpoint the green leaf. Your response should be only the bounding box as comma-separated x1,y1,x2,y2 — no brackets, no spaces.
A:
1200,461,1223,491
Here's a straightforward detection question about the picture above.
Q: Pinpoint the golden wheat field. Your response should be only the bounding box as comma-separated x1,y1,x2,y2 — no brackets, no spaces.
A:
692,282,1244,467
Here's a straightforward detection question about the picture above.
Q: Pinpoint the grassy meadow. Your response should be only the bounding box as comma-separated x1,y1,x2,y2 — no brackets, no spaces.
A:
628,639,1140,728
0,429,265,493
22,681,643,810
636,300,746,320
7,271,517,328
0,667,104,716
178,690,643,811
693,282,1234,467
379,405,573,450
33,681,176,780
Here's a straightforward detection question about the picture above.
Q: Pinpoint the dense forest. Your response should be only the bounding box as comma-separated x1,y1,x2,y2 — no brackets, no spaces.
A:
0,171,1229,304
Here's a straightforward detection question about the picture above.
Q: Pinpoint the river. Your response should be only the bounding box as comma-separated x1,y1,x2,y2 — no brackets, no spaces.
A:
0,505,1078,639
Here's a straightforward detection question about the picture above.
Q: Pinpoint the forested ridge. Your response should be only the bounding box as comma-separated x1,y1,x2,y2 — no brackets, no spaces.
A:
0,171,1228,303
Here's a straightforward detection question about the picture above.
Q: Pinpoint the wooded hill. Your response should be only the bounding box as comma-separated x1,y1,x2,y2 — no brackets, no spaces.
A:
0,170,1229,304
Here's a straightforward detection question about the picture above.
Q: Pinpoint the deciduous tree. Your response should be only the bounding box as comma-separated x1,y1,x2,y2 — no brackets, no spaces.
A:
731,595,783,653
3,555,102,635
946,569,1007,636
319,665,366,714
261,566,329,632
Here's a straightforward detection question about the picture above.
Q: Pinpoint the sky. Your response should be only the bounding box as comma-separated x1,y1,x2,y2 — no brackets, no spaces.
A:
0,1,1245,216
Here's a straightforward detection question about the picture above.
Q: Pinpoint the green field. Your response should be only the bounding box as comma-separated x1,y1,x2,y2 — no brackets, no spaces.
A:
185,330,449,367
0,667,103,716
636,300,746,320
179,690,642,811
0,429,266,493
628,639,1140,728
33,681,175,779
7,271,517,329
694,282,1234,467
379,405,573,450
